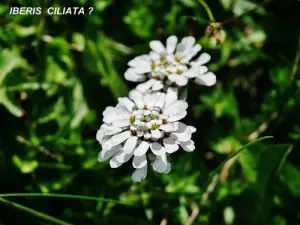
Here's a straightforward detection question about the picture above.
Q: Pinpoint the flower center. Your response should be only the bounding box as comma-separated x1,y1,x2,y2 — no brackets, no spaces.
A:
129,107,167,140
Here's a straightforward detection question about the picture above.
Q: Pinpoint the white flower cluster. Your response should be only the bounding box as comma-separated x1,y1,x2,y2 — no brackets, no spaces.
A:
97,90,196,182
125,36,216,93
97,36,216,182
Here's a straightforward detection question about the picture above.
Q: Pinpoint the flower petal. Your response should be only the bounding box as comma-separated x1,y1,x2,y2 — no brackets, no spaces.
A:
195,72,216,86
181,44,201,63
165,87,178,108
132,165,148,182
132,154,147,169
191,53,211,66
160,123,175,132
118,97,136,112
115,151,133,163
123,136,138,154
152,154,167,173
150,40,166,54
163,137,179,153
150,142,166,156
168,75,188,86
98,144,121,162
151,129,162,139
179,140,195,152
125,69,146,82
151,80,164,91
136,79,156,93
116,104,131,118
134,141,150,156
112,119,130,127
110,155,123,168
163,100,188,117
96,124,122,143
129,90,144,109
108,131,131,147
166,35,178,54
164,162,172,174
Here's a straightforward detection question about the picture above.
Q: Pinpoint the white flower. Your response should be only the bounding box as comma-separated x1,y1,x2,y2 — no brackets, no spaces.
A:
125,35,216,92
96,89,196,182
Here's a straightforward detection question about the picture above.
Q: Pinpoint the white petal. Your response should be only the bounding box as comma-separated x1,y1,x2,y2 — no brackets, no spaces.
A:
152,154,167,173
165,87,178,108
116,104,131,118
103,107,118,123
188,126,197,133
143,93,155,108
134,141,150,156
182,36,196,49
136,79,156,93
159,123,175,132
166,35,178,54
128,55,150,67
150,40,166,54
198,66,208,75
163,137,179,153
124,69,146,82
164,162,171,174
133,65,152,74
115,151,133,163
181,44,201,63
129,90,144,109
151,129,162,139
112,119,130,127
149,51,160,61
175,42,186,58
132,154,147,169
132,165,148,182
150,142,166,156
96,124,122,142
195,72,216,86
168,111,187,122
118,97,136,112
163,100,188,116
171,122,193,142
151,80,164,91
98,144,121,162
168,75,188,86
110,155,123,168
154,92,166,109
191,53,211,66
108,131,131,147
123,136,138,154
183,67,199,78
179,140,195,152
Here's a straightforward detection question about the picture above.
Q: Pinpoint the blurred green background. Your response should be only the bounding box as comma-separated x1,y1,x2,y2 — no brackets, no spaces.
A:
0,0,300,224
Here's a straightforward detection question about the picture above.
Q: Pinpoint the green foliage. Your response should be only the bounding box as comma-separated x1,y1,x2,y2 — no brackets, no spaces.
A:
0,0,299,224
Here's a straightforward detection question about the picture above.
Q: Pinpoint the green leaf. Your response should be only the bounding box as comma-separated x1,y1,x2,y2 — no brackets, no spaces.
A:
0,89,24,117
70,80,88,129
212,136,242,155
12,155,39,174
124,5,154,38
280,162,300,197
255,144,293,196
0,48,24,86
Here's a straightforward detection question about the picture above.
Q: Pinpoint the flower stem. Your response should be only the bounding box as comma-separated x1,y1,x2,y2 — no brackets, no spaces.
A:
0,197,72,225
198,0,215,22
0,193,138,207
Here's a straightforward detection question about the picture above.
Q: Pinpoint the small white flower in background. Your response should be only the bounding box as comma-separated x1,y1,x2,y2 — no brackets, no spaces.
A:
125,35,216,93
96,89,196,182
